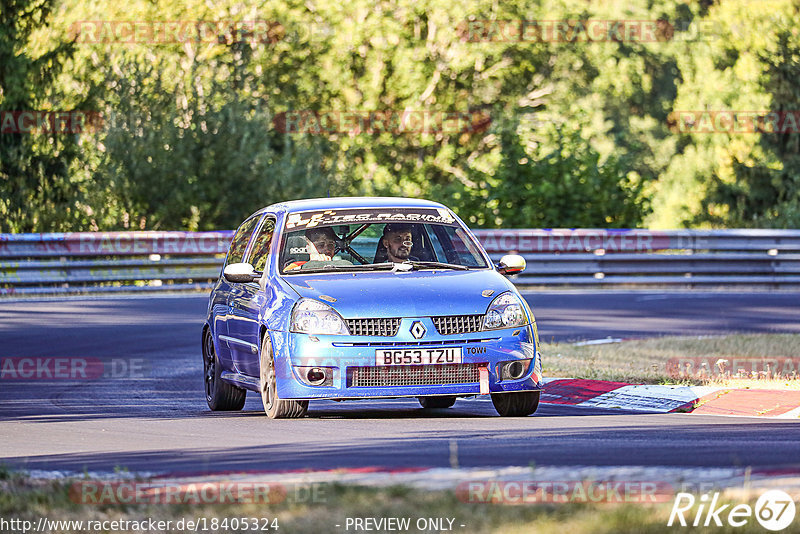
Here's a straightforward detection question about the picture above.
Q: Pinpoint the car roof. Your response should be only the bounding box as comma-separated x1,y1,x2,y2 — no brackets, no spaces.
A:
254,197,449,216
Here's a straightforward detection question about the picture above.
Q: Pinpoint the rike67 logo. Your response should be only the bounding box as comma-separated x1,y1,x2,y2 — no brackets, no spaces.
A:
668,490,796,531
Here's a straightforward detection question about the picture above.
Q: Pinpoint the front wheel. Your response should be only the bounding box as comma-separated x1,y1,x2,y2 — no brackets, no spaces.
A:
418,396,457,409
203,329,246,411
491,390,540,417
260,334,308,419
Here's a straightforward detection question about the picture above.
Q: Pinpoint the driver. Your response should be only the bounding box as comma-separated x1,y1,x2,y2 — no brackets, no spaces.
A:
381,223,417,263
285,227,338,270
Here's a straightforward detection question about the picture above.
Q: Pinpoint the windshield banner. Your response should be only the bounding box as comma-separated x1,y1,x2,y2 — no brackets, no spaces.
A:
285,208,458,230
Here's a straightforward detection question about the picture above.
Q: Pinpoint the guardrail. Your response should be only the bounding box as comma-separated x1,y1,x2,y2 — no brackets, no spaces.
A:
2,229,799,295
0,232,232,295
477,229,800,287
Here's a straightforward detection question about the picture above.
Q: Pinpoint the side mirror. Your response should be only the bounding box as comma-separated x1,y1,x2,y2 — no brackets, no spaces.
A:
223,262,262,284
497,254,526,275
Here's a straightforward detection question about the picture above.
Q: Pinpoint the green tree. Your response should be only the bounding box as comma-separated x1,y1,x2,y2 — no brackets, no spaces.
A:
446,116,646,228
0,0,94,231
653,0,800,228
702,19,800,227
16,0,799,232
94,57,342,231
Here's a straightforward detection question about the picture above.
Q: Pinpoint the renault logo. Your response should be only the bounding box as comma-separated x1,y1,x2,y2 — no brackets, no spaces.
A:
410,321,426,339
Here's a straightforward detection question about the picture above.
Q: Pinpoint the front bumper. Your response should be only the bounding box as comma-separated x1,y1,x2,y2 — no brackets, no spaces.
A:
269,317,544,400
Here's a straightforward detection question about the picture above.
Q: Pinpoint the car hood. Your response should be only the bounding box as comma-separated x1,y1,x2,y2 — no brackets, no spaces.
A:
284,269,514,318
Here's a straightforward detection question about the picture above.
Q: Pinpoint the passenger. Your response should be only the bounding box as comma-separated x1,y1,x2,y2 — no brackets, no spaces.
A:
381,223,417,263
285,227,338,270
306,227,337,259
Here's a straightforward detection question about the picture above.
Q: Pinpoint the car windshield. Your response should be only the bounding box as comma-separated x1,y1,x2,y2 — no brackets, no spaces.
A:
278,206,489,273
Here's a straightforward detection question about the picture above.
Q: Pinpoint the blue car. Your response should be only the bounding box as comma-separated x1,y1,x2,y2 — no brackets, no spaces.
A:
203,197,543,418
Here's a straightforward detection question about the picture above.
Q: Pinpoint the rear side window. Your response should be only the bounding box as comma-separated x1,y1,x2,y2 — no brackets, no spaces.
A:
226,217,260,266
248,217,275,271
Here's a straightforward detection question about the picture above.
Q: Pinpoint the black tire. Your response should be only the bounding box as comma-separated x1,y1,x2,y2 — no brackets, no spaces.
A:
203,328,246,411
418,396,457,409
260,334,308,419
491,390,540,417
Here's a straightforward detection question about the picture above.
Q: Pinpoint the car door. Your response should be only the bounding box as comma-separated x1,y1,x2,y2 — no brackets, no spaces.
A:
227,215,275,377
215,215,261,368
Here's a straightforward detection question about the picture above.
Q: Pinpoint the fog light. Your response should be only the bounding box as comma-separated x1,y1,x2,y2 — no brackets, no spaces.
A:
498,359,533,381
296,366,333,386
307,367,326,385
507,361,525,379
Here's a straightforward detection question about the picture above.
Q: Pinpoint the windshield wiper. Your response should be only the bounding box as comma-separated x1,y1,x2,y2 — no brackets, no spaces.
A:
283,261,470,274
405,261,469,271
283,263,395,274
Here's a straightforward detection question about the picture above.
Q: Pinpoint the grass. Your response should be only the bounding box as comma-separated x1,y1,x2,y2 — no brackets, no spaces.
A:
541,333,800,389
1,477,798,534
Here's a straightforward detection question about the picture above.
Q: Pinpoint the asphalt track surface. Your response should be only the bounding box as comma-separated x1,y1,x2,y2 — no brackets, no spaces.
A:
1,291,799,476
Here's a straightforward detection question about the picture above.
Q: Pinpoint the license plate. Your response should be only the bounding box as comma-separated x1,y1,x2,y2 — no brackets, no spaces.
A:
375,348,463,366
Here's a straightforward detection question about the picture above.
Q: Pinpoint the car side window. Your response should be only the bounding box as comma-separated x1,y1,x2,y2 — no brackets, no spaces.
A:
429,224,486,267
226,217,260,266
426,225,448,262
248,217,275,272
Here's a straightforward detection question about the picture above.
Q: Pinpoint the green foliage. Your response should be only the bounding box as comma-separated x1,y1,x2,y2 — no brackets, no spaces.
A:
657,0,800,229
488,122,647,228
0,0,93,232
701,17,800,228
2,0,799,231
94,58,341,230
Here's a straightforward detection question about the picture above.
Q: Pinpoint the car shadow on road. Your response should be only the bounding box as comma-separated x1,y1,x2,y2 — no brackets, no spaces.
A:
3,420,800,477
209,398,651,420
0,396,661,423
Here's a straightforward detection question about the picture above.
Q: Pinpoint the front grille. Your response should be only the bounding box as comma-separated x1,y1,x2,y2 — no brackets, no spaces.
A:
349,363,482,387
345,318,401,337
431,315,484,335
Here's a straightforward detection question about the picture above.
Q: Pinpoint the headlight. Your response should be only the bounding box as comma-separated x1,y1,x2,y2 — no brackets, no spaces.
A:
290,298,350,335
482,292,529,330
